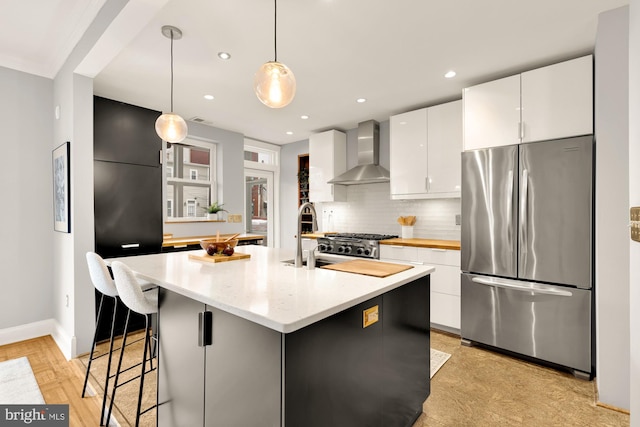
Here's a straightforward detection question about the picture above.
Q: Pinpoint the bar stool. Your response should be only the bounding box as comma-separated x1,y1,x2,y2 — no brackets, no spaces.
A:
108,261,159,427
83,252,155,426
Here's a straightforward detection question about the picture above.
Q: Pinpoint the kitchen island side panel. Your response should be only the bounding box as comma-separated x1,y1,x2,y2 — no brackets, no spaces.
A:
382,274,431,426
284,295,384,427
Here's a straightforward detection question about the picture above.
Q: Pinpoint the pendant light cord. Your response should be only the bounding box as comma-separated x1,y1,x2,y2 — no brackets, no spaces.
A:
170,29,175,112
274,0,278,62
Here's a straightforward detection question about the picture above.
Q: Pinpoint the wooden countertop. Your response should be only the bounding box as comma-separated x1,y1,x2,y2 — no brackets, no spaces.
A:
300,232,338,239
163,233,264,247
380,238,460,250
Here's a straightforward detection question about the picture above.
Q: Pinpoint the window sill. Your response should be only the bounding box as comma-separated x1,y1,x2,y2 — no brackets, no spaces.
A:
165,219,227,224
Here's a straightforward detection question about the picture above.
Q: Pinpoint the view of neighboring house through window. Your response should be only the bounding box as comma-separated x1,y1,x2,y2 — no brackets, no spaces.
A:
165,138,216,219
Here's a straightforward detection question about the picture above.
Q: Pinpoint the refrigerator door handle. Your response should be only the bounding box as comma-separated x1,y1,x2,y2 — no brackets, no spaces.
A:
507,169,514,247
520,169,529,255
471,277,573,297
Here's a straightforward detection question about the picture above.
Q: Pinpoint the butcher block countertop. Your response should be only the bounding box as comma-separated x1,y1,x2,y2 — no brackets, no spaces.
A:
300,232,338,239
380,238,461,251
162,233,264,248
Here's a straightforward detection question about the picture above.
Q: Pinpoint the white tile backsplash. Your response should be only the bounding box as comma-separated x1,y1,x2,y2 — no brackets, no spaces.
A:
317,182,460,240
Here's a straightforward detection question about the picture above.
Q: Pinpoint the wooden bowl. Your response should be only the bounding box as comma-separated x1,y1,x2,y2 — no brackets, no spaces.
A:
199,239,238,255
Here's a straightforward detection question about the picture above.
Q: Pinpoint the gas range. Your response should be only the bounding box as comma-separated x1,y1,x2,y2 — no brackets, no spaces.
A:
316,233,398,259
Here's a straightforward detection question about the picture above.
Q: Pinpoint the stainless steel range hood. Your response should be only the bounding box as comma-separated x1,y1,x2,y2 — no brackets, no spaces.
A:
328,120,390,185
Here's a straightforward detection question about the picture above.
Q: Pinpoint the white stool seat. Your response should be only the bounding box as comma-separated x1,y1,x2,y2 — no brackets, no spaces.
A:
111,261,158,315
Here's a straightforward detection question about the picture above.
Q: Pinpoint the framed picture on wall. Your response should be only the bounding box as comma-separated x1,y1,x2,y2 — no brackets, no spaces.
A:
53,141,70,233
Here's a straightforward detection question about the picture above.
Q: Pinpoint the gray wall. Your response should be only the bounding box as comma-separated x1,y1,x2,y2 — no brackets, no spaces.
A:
0,66,54,329
595,5,630,410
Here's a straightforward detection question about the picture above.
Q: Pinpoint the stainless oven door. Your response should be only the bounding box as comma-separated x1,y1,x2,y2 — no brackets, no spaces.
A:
460,273,592,375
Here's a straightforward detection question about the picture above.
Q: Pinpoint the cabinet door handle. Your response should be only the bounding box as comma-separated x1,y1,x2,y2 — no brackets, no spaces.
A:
121,243,140,249
518,122,525,140
198,311,213,347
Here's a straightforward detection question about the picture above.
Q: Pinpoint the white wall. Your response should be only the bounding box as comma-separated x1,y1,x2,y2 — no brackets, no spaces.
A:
595,6,630,410
628,1,640,424
0,66,54,332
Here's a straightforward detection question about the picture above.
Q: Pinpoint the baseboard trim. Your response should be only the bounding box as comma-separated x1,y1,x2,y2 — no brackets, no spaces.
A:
0,319,75,361
596,401,630,415
0,319,57,347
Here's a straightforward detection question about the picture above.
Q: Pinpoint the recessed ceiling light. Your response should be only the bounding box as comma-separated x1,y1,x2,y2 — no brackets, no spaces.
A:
286,131,293,135
218,52,231,60
444,70,456,79
356,98,367,103
300,115,309,120
204,94,214,100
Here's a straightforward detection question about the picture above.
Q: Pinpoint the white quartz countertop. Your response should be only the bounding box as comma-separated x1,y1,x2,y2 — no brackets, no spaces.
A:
108,245,434,333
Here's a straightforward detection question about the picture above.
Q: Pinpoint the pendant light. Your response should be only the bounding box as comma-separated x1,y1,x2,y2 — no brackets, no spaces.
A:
155,25,188,143
254,0,296,108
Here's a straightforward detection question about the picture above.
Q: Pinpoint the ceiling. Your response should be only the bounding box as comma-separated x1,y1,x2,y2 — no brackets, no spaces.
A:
1,0,629,145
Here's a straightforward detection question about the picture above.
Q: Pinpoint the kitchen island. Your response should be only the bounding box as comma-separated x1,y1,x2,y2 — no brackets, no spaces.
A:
109,245,434,427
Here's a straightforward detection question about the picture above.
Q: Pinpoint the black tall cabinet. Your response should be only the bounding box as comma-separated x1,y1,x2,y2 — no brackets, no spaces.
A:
93,96,163,257
93,96,163,339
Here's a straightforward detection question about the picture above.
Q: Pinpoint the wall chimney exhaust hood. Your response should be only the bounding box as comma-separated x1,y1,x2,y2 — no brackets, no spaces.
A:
328,120,390,185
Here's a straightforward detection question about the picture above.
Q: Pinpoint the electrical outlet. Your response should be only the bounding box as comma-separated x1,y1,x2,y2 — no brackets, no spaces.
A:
227,214,242,223
455,214,461,225
631,207,640,242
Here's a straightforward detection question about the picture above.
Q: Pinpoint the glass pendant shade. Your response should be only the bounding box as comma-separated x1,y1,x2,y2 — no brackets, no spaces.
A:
155,112,188,143
254,61,296,108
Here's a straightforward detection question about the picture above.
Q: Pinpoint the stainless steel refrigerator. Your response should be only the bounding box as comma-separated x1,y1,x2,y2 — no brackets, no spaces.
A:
460,135,594,378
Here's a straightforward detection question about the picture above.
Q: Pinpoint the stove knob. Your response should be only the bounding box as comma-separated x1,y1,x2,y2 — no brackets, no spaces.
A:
327,245,334,252
337,246,345,253
356,247,364,255
363,249,371,256
344,246,352,254
317,244,327,252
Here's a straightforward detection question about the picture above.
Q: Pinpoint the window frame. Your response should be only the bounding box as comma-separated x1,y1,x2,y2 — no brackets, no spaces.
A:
164,137,217,221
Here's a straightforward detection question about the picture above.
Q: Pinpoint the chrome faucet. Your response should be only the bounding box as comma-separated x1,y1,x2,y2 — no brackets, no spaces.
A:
295,202,318,268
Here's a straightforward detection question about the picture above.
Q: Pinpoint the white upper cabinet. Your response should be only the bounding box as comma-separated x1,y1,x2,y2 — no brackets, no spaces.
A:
427,101,463,195
309,130,347,202
390,100,462,199
521,55,593,143
463,75,521,150
390,108,428,197
463,55,593,150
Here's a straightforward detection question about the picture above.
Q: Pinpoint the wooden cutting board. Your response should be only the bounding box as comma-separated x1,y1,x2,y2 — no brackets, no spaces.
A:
320,259,413,278
188,251,251,263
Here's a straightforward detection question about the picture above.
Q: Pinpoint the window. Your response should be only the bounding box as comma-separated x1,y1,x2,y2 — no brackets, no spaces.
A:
186,199,197,217
165,138,217,220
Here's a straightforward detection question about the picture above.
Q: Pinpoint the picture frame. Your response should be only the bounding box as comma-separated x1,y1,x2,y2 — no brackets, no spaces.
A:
53,141,70,233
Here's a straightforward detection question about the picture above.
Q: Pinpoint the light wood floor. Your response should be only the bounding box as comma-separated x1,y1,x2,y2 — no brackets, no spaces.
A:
0,335,103,426
1,332,631,426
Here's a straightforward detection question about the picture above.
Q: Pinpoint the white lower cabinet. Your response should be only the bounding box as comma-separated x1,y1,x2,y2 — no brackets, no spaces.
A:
380,245,460,331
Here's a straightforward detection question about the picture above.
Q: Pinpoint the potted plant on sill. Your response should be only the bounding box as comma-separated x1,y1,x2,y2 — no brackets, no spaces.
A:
206,202,226,220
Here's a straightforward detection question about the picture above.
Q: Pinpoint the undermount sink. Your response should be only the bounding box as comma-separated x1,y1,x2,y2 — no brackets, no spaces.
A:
282,258,343,268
